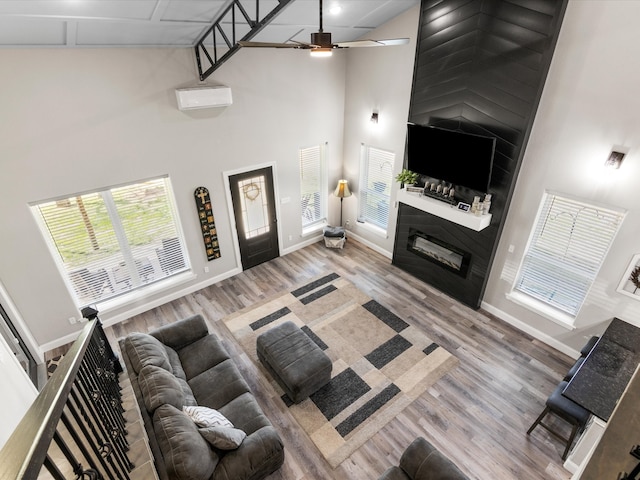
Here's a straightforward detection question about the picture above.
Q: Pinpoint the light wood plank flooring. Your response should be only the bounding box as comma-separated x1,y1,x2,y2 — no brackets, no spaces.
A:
102,238,575,480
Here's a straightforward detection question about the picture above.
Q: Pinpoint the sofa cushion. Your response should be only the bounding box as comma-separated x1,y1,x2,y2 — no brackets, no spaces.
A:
199,426,247,450
183,405,234,428
153,404,219,480
150,314,210,350
214,426,284,480
176,377,198,407
219,392,273,436
165,346,188,380
188,359,251,409
123,333,172,374
138,365,186,413
178,334,231,380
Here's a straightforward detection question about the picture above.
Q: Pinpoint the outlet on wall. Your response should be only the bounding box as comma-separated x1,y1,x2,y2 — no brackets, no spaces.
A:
68,317,76,325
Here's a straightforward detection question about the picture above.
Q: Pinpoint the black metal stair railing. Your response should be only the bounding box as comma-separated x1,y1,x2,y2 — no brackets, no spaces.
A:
0,317,132,480
195,0,295,80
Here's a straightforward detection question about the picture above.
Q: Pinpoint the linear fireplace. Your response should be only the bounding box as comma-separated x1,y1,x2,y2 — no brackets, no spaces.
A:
407,228,470,277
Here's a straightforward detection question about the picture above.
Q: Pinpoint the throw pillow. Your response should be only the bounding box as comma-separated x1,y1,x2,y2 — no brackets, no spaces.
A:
199,426,247,450
183,405,234,428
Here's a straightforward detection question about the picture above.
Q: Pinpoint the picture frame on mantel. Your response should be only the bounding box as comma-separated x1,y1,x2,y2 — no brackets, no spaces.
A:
617,253,640,301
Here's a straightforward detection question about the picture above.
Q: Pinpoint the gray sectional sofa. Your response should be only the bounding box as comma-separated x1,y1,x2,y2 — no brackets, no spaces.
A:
120,314,284,480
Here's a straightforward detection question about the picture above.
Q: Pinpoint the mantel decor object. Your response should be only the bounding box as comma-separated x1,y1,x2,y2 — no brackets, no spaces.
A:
395,168,419,186
194,186,221,261
617,253,640,301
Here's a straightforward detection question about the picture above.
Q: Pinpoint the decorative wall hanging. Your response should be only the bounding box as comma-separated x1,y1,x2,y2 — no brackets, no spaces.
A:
243,182,261,201
617,253,640,301
194,187,221,261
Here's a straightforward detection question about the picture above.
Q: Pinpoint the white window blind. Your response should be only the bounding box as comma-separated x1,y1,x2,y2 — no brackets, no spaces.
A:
32,176,189,307
299,143,326,228
515,192,624,317
358,145,395,230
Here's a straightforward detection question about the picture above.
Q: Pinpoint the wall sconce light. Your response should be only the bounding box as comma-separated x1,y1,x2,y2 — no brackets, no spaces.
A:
333,179,352,226
370,111,379,124
605,151,626,169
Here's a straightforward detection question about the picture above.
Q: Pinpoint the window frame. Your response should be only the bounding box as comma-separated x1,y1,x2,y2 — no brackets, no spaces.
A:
31,176,190,309
357,144,395,234
299,143,327,235
510,191,625,324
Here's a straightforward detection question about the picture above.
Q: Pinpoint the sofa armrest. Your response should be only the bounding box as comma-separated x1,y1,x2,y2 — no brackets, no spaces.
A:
150,314,209,350
214,426,285,480
399,437,469,480
378,466,410,480
399,437,437,478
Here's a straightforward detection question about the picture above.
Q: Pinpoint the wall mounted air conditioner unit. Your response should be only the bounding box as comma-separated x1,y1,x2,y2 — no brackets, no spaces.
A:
175,86,233,111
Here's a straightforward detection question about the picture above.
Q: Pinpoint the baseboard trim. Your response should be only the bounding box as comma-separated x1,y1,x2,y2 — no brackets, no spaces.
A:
40,267,243,353
345,231,393,259
481,301,580,359
41,238,332,353
281,234,323,256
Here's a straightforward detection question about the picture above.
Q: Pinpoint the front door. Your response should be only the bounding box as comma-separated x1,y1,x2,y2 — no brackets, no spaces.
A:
229,166,280,270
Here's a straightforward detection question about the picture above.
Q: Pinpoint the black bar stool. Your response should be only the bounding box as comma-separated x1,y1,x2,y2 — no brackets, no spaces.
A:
580,335,599,357
527,380,591,460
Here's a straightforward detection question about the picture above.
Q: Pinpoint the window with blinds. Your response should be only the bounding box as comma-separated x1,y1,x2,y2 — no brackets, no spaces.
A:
514,192,625,317
32,176,189,307
299,143,327,229
358,145,395,230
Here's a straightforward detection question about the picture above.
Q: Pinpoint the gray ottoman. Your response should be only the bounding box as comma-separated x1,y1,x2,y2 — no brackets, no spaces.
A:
256,321,332,403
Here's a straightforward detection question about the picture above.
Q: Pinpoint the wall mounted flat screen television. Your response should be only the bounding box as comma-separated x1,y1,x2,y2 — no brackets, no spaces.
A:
406,123,496,192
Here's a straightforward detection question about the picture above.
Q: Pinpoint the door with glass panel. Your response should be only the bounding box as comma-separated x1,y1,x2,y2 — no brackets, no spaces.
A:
229,167,280,270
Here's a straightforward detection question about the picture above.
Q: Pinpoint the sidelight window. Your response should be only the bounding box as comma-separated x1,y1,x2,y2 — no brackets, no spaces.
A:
299,143,327,232
358,144,395,232
31,176,189,308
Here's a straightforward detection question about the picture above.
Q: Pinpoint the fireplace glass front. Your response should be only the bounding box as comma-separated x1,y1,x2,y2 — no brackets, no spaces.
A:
407,229,470,277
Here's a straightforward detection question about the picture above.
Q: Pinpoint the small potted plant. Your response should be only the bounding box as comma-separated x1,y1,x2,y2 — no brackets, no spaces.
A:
395,168,419,187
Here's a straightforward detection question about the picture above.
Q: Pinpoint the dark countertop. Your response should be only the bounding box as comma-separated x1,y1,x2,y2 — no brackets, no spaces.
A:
563,317,640,422
579,365,640,480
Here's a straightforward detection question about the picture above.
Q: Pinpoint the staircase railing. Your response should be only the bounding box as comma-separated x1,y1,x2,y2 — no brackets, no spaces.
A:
195,0,295,80
0,317,132,480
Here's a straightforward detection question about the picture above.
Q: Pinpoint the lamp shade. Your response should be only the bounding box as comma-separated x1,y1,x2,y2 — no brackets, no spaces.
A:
334,179,352,198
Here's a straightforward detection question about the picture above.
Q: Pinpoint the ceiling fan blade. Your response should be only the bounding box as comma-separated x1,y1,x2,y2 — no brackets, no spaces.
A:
238,41,305,49
335,38,410,48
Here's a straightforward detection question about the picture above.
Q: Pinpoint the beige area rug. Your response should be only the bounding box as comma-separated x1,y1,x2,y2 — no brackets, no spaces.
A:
223,273,458,468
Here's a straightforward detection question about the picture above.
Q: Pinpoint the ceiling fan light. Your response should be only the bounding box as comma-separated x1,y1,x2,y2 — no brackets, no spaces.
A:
310,47,333,57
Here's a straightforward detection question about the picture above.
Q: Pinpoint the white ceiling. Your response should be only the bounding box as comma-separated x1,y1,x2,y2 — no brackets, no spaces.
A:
0,0,419,48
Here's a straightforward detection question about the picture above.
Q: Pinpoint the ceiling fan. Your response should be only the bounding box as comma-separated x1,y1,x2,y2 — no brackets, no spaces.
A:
238,0,409,57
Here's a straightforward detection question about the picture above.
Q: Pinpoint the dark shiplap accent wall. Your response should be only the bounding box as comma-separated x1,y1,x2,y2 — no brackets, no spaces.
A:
393,0,568,308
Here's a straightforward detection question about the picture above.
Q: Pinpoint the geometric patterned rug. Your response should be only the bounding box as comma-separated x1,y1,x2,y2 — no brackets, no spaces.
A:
223,273,458,468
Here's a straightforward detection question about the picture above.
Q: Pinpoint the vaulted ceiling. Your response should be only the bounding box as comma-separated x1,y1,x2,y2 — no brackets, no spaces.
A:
0,0,418,48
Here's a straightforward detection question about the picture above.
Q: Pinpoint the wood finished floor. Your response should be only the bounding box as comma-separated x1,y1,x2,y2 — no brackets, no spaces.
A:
103,239,575,480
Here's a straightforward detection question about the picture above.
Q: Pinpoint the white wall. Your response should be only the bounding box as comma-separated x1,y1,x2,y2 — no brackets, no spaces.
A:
341,7,420,253
0,47,346,348
483,0,640,351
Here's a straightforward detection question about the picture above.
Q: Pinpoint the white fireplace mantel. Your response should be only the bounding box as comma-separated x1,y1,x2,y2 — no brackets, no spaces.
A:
396,188,492,232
